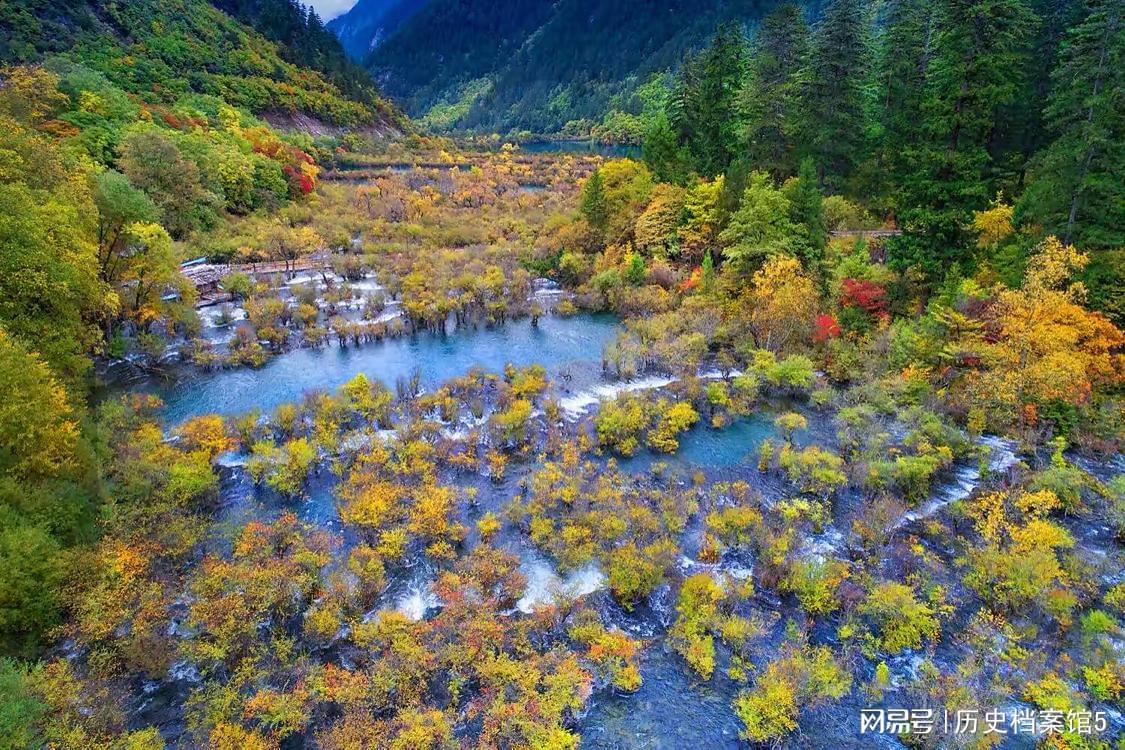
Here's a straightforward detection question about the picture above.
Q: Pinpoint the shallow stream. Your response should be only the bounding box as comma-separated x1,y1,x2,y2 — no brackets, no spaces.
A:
117,312,1112,749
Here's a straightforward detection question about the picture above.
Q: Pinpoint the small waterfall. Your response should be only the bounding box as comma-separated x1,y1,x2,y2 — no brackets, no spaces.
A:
677,553,753,587
531,278,566,301
372,307,403,323
516,555,606,613
395,580,441,621
346,275,384,295
559,367,743,420
895,435,1018,530
168,660,202,684
398,584,441,620
356,561,444,623
697,368,744,380
215,451,248,468
559,375,677,417
801,527,846,563
198,304,246,328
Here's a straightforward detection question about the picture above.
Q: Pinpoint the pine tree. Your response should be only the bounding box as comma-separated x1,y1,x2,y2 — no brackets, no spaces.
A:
742,4,812,178
643,112,692,185
672,23,748,178
990,0,1082,191
889,0,1037,283
719,157,752,226
876,0,936,203
1018,0,1123,250
784,157,828,267
701,249,716,288
580,168,609,233
625,252,646,285
804,0,874,190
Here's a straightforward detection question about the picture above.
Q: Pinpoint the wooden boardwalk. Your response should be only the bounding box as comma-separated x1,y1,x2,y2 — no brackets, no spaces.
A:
181,254,333,306
830,228,901,239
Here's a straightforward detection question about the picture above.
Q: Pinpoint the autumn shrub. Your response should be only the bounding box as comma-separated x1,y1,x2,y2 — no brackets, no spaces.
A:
890,452,951,505
733,645,851,743
477,512,502,541
782,558,848,616
646,401,699,453
568,610,643,692
858,582,940,654
606,541,672,609
595,395,649,457
963,515,1077,624
777,445,847,496
774,412,808,442
492,398,534,445
1083,663,1123,701
669,574,724,679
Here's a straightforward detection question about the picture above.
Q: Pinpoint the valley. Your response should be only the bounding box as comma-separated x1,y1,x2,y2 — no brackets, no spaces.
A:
0,0,1122,748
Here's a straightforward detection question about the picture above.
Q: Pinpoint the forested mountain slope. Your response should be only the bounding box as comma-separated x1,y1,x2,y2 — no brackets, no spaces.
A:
363,0,815,134
0,0,408,661
211,0,388,111
326,0,429,60
0,0,402,128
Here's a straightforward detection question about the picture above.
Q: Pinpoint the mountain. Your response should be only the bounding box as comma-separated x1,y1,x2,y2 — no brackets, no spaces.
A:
327,0,429,60
0,0,403,129
360,0,810,135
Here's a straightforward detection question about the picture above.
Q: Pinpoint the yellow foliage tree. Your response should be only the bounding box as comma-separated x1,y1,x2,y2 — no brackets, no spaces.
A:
740,255,819,354
970,237,1123,430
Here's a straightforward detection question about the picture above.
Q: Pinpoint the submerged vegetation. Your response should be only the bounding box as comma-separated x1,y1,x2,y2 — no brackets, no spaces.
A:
0,0,1123,748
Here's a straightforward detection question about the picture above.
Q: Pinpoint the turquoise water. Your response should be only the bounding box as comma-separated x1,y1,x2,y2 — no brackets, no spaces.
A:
134,314,619,424
119,305,1076,749
619,415,781,474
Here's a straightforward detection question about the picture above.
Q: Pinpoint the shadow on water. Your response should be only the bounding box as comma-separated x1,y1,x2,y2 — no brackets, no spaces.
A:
519,140,643,159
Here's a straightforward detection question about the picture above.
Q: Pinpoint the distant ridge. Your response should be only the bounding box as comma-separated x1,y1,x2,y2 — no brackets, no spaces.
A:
352,0,819,134
327,0,429,61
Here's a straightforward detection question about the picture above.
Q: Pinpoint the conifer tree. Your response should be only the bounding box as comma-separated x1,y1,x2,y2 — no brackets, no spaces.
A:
672,23,748,177
1018,0,1123,250
876,0,935,203
643,112,692,185
784,158,828,267
991,0,1082,189
803,0,874,190
742,4,812,178
889,0,1037,283
580,168,609,243
701,249,716,288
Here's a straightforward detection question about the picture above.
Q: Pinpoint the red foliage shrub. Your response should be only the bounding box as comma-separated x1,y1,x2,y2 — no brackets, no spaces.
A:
840,278,889,318
679,267,702,293
283,165,315,195
813,314,842,342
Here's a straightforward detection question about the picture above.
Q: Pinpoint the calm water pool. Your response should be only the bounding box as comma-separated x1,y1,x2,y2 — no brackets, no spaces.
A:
123,314,619,424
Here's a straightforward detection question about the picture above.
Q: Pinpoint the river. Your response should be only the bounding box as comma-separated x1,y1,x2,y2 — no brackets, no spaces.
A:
117,310,1114,749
